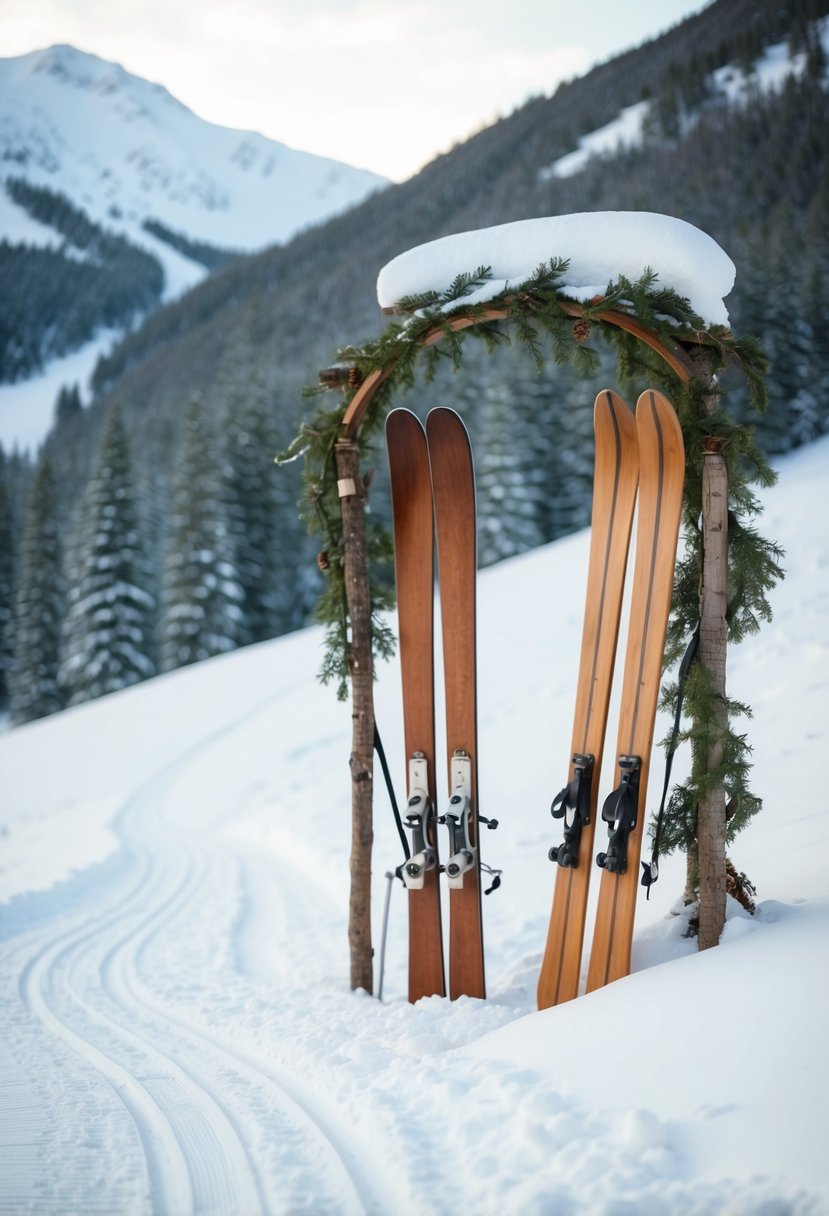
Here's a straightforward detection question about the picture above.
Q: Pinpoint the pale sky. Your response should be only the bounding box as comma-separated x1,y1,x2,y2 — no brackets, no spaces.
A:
2,0,711,181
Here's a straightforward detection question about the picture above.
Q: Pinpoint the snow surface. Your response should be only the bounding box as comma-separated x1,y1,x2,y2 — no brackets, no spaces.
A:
1,428,827,1214
377,212,736,326
540,101,650,180
0,43,389,454
0,328,120,453
539,21,829,183
0,45,387,257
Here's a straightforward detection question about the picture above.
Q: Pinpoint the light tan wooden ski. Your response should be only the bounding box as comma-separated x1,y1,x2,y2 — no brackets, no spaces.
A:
586,389,685,992
537,390,639,1009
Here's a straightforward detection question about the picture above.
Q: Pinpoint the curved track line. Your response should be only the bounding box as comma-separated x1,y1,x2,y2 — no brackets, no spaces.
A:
12,680,385,1214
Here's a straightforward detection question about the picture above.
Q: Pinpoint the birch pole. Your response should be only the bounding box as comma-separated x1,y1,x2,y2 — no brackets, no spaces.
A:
691,348,729,950
697,433,729,948
335,437,375,992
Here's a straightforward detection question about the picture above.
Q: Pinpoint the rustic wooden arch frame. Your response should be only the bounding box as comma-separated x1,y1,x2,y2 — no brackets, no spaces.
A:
340,301,696,441
332,300,726,994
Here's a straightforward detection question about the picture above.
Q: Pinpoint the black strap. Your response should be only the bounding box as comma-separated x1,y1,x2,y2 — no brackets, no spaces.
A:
641,624,700,897
481,862,502,895
374,725,410,863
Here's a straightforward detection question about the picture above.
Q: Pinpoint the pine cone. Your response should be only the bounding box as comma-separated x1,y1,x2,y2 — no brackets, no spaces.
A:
572,318,591,343
317,550,331,573
347,366,364,390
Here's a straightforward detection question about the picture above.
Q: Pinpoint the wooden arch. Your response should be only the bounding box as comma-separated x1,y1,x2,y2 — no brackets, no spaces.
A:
332,300,720,994
340,301,698,440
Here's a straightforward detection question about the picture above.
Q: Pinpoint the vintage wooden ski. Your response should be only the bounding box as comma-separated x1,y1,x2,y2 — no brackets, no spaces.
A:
537,389,639,1009
426,406,486,1001
386,408,446,1002
586,389,685,993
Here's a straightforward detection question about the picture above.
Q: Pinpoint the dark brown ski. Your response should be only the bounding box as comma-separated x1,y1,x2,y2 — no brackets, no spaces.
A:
386,408,446,1002
426,406,486,1000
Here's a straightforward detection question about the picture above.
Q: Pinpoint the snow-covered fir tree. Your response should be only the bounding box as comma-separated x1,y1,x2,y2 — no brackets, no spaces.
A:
527,361,597,545
9,456,64,723
219,351,283,645
475,375,546,567
59,406,155,705
158,394,244,671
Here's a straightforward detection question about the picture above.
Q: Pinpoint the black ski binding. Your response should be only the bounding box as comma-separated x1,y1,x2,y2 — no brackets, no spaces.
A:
440,750,476,888
402,753,437,890
596,754,641,875
548,752,594,868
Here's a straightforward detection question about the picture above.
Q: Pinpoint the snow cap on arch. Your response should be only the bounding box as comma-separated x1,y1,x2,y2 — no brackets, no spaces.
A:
376,212,736,327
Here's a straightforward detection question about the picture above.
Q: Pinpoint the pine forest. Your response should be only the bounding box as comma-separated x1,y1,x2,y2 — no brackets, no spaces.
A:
2,0,828,724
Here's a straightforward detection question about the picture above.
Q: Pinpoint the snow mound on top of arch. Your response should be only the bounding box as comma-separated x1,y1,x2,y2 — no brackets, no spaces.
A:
376,212,735,327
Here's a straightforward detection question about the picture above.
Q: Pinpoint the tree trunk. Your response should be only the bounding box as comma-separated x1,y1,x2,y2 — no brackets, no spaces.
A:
335,438,375,992
697,435,729,949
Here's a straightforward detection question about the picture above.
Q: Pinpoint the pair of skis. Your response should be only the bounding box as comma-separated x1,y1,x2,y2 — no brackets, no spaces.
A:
386,407,492,1004
537,388,685,1009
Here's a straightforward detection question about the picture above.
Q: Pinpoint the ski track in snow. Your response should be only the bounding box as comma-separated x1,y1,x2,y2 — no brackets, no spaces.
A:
1,688,385,1215
1,439,828,1214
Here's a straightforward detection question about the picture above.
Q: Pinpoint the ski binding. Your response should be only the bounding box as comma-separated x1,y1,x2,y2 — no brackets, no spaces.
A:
549,752,594,868
441,750,475,889
402,752,437,890
596,754,641,875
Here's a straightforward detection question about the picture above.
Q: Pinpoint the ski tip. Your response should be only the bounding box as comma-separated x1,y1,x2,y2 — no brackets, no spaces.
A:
425,406,470,438
385,406,423,434
594,387,631,414
594,388,637,449
635,389,684,455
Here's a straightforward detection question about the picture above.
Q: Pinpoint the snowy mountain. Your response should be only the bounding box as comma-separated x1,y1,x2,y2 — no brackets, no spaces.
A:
0,44,388,430
0,434,826,1213
0,43,387,268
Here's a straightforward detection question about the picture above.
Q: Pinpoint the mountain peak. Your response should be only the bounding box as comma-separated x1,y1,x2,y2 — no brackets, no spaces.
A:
0,44,387,255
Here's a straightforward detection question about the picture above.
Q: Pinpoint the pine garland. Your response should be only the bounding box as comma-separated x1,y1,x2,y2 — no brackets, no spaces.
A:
279,259,782,869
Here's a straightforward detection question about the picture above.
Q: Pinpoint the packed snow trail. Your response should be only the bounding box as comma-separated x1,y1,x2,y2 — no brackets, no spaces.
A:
1,676,389,1214
1,440,828,1214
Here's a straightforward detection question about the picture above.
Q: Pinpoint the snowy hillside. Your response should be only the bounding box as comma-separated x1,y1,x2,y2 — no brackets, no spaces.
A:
0,44,387,261
540,20,829,180
0,44,388,449
0,430,826,1214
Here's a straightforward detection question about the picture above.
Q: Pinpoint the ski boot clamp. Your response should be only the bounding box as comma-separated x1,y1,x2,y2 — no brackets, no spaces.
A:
596,754,641,875
549,752,594,868
441,750,475,889
402,752,437,890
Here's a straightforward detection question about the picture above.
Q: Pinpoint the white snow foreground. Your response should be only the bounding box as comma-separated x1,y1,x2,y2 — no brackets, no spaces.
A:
377,212,736,326
1,437,827,1214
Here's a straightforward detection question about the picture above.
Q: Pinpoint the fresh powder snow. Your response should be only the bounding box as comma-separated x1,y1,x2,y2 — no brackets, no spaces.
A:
0,429,826,1215
376,212,736,327
538,22,829,184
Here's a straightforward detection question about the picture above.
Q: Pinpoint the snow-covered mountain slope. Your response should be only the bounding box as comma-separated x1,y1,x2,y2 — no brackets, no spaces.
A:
0,44,388,258
540,19,829,181
0,43,389,449
0,432,826,1213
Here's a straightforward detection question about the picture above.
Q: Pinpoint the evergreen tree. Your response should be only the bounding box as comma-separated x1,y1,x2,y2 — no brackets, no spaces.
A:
0,448,15,708
9,456,64,724
55,383,82,425
524,360,596,546
220,353,282,644
59,406,155,705
475,374,546,567
158,394,244,671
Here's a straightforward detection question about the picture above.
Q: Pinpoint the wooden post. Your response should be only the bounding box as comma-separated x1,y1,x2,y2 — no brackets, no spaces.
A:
335,437,375,992
697,433,729,948
687,344,729,949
